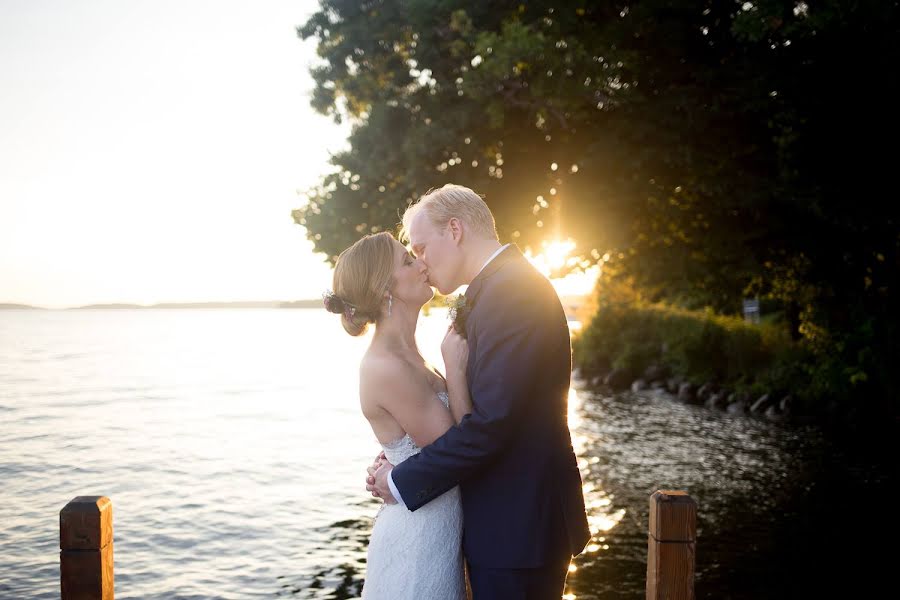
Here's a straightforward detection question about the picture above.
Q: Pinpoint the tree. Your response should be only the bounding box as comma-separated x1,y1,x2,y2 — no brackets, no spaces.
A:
295,0,900,406
293,1,789,308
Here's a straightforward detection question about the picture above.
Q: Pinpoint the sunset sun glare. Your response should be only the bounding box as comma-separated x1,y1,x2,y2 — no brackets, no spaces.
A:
524,238,599,300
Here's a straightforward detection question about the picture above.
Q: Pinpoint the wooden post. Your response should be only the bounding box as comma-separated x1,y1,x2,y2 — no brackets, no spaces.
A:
646,490,695,600
60,496,114,600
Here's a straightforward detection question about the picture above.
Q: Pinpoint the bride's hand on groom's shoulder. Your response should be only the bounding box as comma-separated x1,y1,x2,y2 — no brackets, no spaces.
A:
441,326,469,376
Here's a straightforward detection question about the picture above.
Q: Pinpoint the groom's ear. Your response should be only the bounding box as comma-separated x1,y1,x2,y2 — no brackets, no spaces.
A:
448,217,463,244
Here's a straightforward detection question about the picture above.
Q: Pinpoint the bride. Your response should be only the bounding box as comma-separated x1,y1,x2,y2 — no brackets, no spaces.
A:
324,231,470,599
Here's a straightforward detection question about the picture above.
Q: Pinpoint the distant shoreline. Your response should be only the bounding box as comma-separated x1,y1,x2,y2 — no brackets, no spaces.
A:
0,300,325,310
0,296,587,318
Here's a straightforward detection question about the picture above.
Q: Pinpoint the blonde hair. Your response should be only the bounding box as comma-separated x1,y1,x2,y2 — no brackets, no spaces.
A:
332,232,395,336
399,184,498,243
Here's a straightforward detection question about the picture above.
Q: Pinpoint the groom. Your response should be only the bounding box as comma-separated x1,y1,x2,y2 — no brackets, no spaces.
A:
367,184,591,598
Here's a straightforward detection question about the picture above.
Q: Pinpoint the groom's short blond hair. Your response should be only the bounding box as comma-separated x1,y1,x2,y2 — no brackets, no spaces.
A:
400,184,498,243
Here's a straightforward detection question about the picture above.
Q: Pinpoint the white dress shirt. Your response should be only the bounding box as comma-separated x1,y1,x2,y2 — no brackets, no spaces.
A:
387,244,510,508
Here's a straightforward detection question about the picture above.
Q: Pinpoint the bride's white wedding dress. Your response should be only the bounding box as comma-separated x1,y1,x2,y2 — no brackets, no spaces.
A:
362,391,466,599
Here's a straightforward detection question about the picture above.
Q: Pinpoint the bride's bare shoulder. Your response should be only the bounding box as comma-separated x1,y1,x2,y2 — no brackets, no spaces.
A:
359,349,423,411
360,348,408,387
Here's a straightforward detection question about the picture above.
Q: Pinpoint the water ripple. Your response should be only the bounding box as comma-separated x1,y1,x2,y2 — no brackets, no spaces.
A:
1,310,894,599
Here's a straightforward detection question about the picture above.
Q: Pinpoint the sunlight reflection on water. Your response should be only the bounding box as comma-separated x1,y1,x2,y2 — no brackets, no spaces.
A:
1,308,616,599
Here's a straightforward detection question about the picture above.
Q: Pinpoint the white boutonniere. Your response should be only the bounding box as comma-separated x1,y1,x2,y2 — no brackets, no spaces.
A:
446,295,471,339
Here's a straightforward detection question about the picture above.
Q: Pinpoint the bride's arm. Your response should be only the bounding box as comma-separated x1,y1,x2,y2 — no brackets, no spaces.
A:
442,326,472,424
445,370,471,425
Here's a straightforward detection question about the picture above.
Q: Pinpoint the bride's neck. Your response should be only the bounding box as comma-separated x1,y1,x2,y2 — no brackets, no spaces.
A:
372,305,419,352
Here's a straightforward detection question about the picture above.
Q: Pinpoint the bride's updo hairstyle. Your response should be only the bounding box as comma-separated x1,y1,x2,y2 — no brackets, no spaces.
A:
329,231,395,336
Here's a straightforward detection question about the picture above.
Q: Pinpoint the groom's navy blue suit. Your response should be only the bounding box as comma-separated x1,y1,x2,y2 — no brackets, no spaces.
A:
391,245,591,598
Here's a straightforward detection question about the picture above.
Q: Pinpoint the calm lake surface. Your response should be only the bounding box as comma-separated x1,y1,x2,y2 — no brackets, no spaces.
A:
0,309,893,598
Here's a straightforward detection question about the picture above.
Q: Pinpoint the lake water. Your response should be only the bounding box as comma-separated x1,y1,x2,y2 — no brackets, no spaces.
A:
0,309,893,598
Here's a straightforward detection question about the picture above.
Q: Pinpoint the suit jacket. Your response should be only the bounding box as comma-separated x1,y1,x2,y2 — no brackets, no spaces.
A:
391,245,591,568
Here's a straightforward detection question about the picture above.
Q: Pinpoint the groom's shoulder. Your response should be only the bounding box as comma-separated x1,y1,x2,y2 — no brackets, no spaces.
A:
478,256,561,318
489,250,540,284
500,253,559,297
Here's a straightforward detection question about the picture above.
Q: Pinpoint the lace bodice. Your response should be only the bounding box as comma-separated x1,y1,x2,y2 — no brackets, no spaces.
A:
380,391,449,465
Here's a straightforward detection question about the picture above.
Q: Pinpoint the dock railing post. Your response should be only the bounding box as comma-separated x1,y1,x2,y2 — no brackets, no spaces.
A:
646,490,696,600
60,495,114,600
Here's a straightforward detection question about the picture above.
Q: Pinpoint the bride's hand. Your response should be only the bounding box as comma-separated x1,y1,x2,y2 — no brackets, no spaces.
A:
366,451,386,492
441,325,469,376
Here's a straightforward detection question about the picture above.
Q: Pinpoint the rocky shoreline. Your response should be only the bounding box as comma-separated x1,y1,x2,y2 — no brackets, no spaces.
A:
579,365,798,422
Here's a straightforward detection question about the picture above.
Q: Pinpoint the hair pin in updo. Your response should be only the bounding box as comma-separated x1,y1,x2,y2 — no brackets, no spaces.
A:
322,290,357,319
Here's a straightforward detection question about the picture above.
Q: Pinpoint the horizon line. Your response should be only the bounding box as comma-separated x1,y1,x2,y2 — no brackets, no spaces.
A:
0,299,324,310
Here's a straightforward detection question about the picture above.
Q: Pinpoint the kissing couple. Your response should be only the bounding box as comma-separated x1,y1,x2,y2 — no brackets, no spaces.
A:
324,184,591,599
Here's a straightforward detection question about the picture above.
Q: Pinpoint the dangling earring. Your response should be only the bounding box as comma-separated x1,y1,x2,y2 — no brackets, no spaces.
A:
387,292,393,317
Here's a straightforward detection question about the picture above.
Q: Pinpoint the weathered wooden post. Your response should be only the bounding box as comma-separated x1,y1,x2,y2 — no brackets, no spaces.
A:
646,490,696,600
60,496,114,600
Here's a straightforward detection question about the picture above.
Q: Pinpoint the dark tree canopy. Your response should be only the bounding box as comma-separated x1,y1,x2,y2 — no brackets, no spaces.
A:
294,1,899,404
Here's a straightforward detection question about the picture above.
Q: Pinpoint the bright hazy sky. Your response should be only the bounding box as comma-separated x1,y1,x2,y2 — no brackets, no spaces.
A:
0,1,598,309
0,0,346,308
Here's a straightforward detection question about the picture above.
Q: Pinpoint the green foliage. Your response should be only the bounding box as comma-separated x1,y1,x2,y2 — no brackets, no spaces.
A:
574,297,785,386
572,298,828,417
572,287,899,412
296,1,900,412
